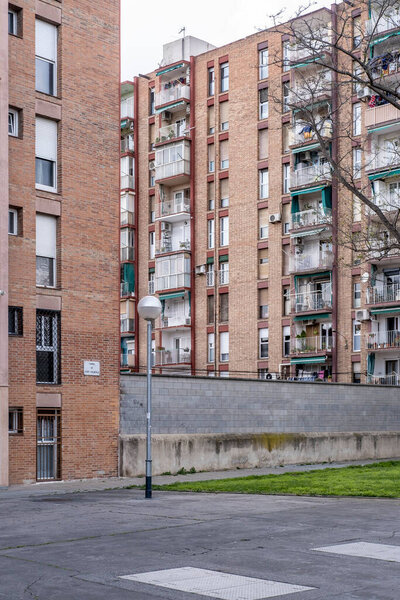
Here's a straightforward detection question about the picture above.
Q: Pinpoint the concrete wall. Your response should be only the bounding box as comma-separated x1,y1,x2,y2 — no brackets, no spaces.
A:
120,374,400,476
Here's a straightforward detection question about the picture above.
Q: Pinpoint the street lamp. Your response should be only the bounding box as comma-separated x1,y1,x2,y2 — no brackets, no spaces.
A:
137,295,162,498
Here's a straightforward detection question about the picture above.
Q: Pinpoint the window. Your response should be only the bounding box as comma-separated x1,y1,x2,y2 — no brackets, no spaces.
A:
208,218,215,249
220,178,229,208
353,16,362,48
207,295,215,324
220,216,229,246
259,168,269,198
208,143,215,173
353,194,362,221
36,214,56,287
208,104,215,134
220,140,229,169
353,282,361,308
36,310,60,384
220,62,229,92
282,82,290,113
149,197,155,223
149,231,155,259
8,306,23,336
220,331,229,362
8,208,18,235
282,203,290,235
220,101,229,131
353,102,361,136
259,288,268,319
208,67,215,96
9,408,23,435
208,181,215,210
283,325,290,357
353,61,363,94
283,286,290,316
353,148,362,179
149,169,155,187
259,208,269,239
258,128,268,160
35,20,57,96
8,108,18,137
282,123,290,154
219,293,229,322
352,361,361,384
258,249,269,278
259,48,268,79
35,117,57,192
149,88,155,115
259,88,268,120
219,261,229,285
353,319,361,352
282,40,290,72
207,332,215,362
259,327,269,358
8,8,17,35
148,271,155,294
206,262,214,286
283,163,290,194
121,155,134,189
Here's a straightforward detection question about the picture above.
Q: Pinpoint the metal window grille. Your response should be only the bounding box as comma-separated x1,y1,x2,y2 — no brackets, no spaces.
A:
36,310,60,384
8,306,23,336
8,407,23,434
37,409,61,481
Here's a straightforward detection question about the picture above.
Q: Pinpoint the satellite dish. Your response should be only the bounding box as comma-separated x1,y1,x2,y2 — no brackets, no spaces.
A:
361,272,369,283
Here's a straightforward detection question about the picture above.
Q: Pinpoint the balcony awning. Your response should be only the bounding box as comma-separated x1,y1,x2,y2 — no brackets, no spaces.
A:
370,306,400,315
155,101,185,113
371,31,400,46
156,63,185,76
149,267,155,274
291,356,327,364
291,227,327,238
206,256,214,264
293,313,331,321
291,54,326,68
159,291,185,300
219,254,229,262
292,143,320,154
368,168,400,181
294,271,331,281
291,185,326,197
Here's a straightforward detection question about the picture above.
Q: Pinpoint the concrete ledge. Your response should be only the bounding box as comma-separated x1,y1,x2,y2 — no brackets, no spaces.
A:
119,431,400,477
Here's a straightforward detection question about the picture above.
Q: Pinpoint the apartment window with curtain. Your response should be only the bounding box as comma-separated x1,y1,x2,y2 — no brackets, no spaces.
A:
36,214,57,287
259,288,268,319
259,327,269,358
208,143,215,172
258,249,269,279
219,293,229,322
208,218,215,249
353,102,361,136
259,88,268,120
36,310,60,384
149,231,155,259
283,325,290,357
220,331,229,362
220,101,229,131
282,40,290,72
207,332,215,362
258,208,269,239
259,48,268,79
220,178,229,208
208,181,215,210
207,295,215,324
283,287,290,316
220,140,229,169
220,216,229,246
220,62,229,92
353,148,362,179
259,168,269,198
35,20,57,96
208,104,215,134
353,281,361,308
283,163,290,194
353,319,361,351
208,67,215,96
258,128,268,160
282,82,290,113
35,117,57,192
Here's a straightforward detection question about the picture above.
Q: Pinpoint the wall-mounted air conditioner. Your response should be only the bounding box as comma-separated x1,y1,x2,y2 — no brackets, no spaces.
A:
195,264,206,275
356,309,370,322
161,221,171,231
269,213,281,224
161,110,172,121
294,237,303,246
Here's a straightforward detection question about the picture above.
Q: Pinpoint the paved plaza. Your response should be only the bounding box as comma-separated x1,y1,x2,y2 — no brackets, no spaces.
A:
1,467,400,599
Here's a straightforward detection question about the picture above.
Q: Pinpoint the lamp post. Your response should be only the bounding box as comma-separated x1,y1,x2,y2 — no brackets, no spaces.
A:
137,295,162,498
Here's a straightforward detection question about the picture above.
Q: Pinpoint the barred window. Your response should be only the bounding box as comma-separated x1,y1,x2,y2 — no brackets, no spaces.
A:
8,306,23,336
9,408,23,434
36,310,60,384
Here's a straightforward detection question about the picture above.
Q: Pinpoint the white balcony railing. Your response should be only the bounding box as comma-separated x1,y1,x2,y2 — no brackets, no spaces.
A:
121,96,134,119
155,85,190,107
120,246,135,261
161,315,191,328
219,268,229,285
289,33,331,63
156,273,190,291
290,123,332,146
290,163,331,189
121,174,134,189
155,159,190,181
292,287,332,313
158,197,190,218
367,374,400,386
290,251,333,273
121,209,134,226
120,318,135,333
366,13,400,36
289,74,332,106
365,103,400,128
154,348,191,365
156,240,190,254
206,271,215,286
291,207,332,230
367,283,400,304
157,123,190,143
366,330,400,349
291,335,333,354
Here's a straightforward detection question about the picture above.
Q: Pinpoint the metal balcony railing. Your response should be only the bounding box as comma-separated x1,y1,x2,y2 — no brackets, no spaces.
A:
290,251,333,273
290,163,331,189
156,240,190,254
367,283,400,304
289,77,332,106
120,318,135,333
291,335,333,354
157,123,190,143
366,330,400,349
155,85,190,107
157,197,190,218
292,287,332,313
290,123,332,146
206,271,215,286
367,374,400,386
366,14,400,36
121,246,135,261
291,207,332,230
121,174,134,189
154,348,191,365
219,268,229,285
156,273,191,291
121,209,134,226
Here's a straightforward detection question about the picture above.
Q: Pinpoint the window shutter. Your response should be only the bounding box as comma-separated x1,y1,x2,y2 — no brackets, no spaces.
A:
220,178,229,199
208,105,214,130
36,214,56,258
259,288,268,305
259,208,268,228
208,144,215,162
35,20,57,61
220,140,228,162
220,331,229,355
219,101,228,126
258,129,268,159
36,118,57,161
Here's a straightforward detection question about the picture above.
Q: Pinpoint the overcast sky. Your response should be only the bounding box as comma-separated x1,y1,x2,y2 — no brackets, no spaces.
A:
121,0,332,81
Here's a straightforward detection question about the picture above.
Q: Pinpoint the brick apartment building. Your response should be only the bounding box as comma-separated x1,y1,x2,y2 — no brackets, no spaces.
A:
120,2,400,387
1,0,120,485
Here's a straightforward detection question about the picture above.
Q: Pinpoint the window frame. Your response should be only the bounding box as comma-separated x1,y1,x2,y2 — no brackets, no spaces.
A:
35,19,57,97
220,216,229,247
8,208,18,235
283,163,290,194
259,168,269,199
35,118,58,193
259,88,268,120
208,218,215,249
208,67,215,96
259,48,269,80
259,327,269,359
9,408,23,435
8,108,18,137
353,102,361,136
8,306,23,336
353,319,361,352
8,8,17,35
36,310,60,385
149,231,155,259
207,332,215,363
220,62,229,92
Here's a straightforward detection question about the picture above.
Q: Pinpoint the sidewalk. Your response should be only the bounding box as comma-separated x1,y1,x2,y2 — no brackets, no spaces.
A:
1,457,398,499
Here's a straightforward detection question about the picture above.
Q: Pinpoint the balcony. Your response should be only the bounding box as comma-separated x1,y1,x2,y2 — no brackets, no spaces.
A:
291,335,333,355
155,159,190,182
121,174,134,190
156,239,190,255
120,352,135,368
289,32,331,64
120,282,135,297
154,348,191,366
365,103,400,128
367,374,400,386
160,315,191,329
157,123,190,145
121,135,134,154
366,13,400,37
155,141,191,184
290,251,333,273
367,330,400,350
121,246,135,262
367,283,400,304
156,273,190,292
289,73,332,108
121,95,134,120
290,122,332,147
155,85,190,109
291,207,332,230
120,318,135,333
157,194,190,219
292,287,332,313
290,163,331,190
121,209,134,226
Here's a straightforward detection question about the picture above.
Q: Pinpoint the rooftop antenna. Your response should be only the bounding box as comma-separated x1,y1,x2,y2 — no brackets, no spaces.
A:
179,26,186,60
179,26,186,38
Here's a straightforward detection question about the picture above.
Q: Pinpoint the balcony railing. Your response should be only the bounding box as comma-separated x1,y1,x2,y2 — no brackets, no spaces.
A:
290,123,332,146
291,335,333,354
365,103,400,128
121,246,135,261
156,240,191,254
206,271,215,286
120,352,135,368
121,136,134,153
121,97,134,119
155,85,190,107
120,318,135,333
289,75,332,106
148,280,155,295
154,348,191,365
367,374,400,386
290,251,333,273
161,316,191,328
155,159,190,181
157,123,190,144
219,268,229,285
367,330,400,349
367,283,400,304
292,287,332,312
121,209,134,226
366,14,400,36
291,207,332,230
121,174,134,189
289,34,331,63
120,282,135,297
157,197,190,218
290,163,331,189
156,273,191,291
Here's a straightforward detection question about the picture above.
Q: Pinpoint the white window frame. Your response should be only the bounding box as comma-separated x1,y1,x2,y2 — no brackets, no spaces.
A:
283,163,290,194
259,88,268,120
259,327,269,358
8,9,17,35
149,231,155,259
353,282,361,308
35,117,57,193
283,325,291,357
8,208,18,235
282,82,290,113
282,41,290,72
259,49,269,80
208,67,215,96
220,62,229,92
353,102,361,136
259,169,269,199
8,108,18,137
220,331,229,362
36,214,57,288
220,216,229,247
208,219,215,249
35,19,58,97
353,319,361,352
353,148,362,179
207,333,215,363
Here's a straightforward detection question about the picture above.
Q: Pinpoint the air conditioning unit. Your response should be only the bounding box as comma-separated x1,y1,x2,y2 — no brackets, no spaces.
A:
149,161,155,170
161,221,171,231
195,264,206,275
356,309,370,322
357,86,371,100
294,237,303,246
185,317,191,325
161,110,172,121
269,213,281,224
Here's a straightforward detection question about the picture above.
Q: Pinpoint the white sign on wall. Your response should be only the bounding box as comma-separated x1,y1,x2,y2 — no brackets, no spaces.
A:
84,361,100,376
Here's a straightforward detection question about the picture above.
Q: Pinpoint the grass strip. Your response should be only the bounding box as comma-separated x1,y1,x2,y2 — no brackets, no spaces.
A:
150,461,400,498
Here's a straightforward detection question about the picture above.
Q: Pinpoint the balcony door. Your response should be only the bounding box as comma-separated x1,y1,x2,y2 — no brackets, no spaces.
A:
385,360,399,385
320,323,332,350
